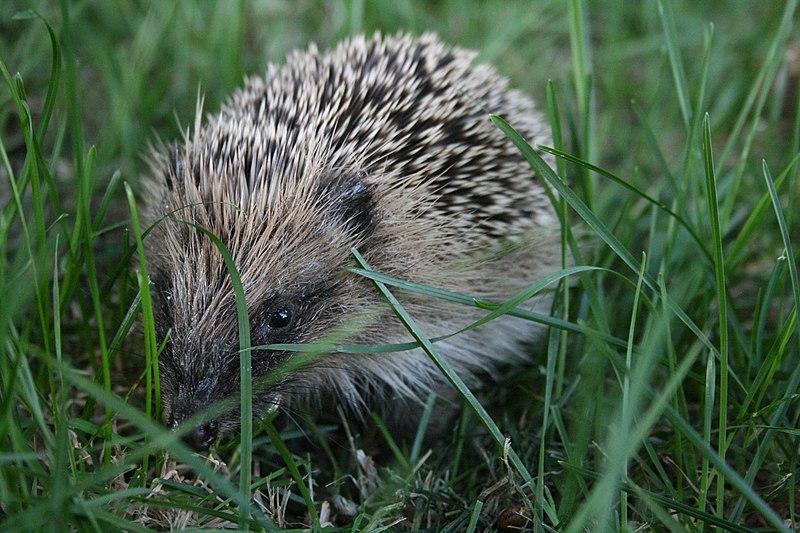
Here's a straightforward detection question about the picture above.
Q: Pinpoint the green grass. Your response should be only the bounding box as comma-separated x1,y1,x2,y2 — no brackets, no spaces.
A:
2,0,800,531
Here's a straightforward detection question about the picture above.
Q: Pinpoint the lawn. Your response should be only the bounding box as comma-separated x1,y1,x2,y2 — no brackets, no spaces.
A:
1,0,799,531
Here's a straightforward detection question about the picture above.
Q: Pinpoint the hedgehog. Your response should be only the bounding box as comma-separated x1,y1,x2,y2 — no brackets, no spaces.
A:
141,32,560,450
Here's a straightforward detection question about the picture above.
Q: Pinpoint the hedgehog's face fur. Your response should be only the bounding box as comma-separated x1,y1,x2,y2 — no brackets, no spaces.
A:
140,33,559,450
145,133,446,449
147,154,395,448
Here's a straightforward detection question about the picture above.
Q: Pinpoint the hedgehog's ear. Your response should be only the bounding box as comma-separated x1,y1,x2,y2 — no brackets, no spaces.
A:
319,174,376,237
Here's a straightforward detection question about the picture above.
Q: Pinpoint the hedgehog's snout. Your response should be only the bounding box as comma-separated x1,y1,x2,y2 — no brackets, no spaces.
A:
183,420,219,451
168,407,222,451
166,372,226,450
166,406,220,451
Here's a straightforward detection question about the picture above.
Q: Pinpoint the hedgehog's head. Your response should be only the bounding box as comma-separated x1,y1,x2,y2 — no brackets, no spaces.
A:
144,141,390,449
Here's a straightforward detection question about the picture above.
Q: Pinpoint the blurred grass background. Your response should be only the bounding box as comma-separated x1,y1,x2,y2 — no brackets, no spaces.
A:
2,1,793,186
1,0,799,531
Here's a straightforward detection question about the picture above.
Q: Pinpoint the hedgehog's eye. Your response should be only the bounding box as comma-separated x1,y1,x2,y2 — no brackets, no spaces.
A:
268,306,293,329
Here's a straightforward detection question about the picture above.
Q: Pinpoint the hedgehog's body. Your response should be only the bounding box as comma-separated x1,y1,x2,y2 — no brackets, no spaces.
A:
142,33,559,449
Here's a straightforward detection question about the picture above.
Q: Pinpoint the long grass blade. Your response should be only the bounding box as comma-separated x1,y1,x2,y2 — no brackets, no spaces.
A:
352,247,560,526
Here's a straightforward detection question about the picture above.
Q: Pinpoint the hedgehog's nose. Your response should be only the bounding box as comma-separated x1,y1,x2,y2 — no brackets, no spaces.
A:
183,420,219,451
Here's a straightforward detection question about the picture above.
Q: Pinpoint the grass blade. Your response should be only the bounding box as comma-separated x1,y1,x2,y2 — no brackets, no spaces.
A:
701,114,730,520
351,247,560,526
